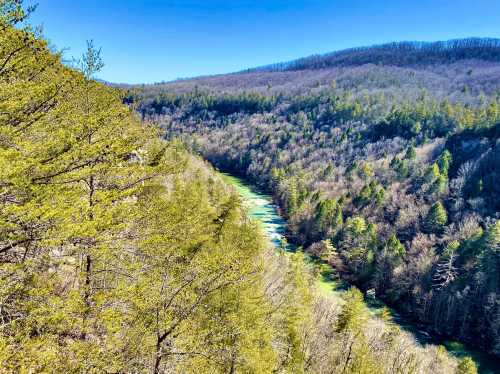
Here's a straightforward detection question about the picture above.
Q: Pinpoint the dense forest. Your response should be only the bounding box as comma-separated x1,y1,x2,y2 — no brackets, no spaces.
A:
0,1,477,373
245,38,500,72
130,39,500,103
127,38,500,363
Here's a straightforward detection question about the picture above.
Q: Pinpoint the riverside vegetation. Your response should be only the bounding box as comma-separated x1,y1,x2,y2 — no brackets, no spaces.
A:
0,1,479,373
127,37,500,366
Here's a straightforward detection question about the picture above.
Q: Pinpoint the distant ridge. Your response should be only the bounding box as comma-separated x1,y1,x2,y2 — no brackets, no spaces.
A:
242,37,500,73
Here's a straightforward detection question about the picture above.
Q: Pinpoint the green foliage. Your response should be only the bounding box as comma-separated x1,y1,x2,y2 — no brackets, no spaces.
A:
354,181,386,208
438,149,452,176
427,162,441,182
132,67,500,364
426,201,448,233
406,144,417,160
391,156,409,179
385,233,406,258
432,174,448,195
478,221,500,291
0,8,488,373
336,287,368,333
0,0,36,26
0,21,279,373
456,357,478,374
346,216,367,235
315,198,343,237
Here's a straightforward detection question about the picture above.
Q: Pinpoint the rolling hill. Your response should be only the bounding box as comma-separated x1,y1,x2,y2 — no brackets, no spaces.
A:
125,38,500,360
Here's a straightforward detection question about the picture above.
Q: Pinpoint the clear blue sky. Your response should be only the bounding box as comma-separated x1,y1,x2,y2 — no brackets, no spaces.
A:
30,0,500,84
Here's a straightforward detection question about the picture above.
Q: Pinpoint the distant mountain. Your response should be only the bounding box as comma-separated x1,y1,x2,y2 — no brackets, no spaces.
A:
124,38,500,105
243,38,500,72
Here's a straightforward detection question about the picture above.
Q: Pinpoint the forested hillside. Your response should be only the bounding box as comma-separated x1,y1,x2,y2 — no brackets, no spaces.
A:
0,2,471,373
246,38,500,72
129,38,500,103
128,38,500,360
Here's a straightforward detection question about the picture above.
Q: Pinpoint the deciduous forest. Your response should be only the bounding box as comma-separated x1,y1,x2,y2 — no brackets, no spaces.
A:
127,35,500,367
1,0,498,373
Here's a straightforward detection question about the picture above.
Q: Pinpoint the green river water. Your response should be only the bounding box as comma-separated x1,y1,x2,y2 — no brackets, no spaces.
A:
220,173,499,374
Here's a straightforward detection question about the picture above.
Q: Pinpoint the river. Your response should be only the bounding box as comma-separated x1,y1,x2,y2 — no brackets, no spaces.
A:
220,173,499,374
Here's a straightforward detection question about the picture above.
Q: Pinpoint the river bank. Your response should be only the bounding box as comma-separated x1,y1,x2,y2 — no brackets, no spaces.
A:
220,172,499,374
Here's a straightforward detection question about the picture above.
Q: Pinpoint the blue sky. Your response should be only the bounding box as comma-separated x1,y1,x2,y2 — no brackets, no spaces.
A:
30,0,500,84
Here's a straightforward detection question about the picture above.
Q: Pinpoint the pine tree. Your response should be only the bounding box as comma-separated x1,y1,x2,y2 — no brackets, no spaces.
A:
406,144,417,160
385,233,406,258
315,198,341,236
319,239,336,262
426,201,448,233
438,149,452,176
0,15,280,372
427,162,441,182
479,221,500,291
336,287,368,333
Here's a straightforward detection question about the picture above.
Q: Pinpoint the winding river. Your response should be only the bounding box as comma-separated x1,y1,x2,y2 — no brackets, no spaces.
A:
220,173,499,374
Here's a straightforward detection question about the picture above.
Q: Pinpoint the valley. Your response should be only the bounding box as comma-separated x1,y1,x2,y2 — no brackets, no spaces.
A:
221,172,498,374
1,1,499,372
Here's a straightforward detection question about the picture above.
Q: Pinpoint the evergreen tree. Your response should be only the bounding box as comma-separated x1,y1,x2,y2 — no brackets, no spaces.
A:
427,162,441,182
385,233,406,258
406,144,417,160
479,221,500,291
438,149,452,176
426,201,448,233
336,287,368,333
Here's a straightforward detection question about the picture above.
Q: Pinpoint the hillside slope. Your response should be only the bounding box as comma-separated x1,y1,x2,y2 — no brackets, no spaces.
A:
127,38,500,104
128,38,500,358
0,3,468,373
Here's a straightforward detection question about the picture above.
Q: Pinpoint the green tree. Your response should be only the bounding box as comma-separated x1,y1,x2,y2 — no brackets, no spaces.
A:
438,149,452,176
456,357,478,374
427,162,441,182
406,144,417,160
426,201,448,233
385,233,406,258
479,221,500,291
0,0,36,26
336,287,368,333
0,17,280,372
315,198,342,237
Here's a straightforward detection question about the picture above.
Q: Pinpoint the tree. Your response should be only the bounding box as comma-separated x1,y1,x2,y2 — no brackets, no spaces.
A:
427,162,441,182
315,198,342,237
0,19,279,372
406,144,417,160
426,201,448,233
456,357,478,374
336,287,368,333
81,40,104,79
433,240,459,289
385,233,406,258
432,174,448,195
479,221,500,291
0,0,36,26
318,239,337,264
438,149,452,176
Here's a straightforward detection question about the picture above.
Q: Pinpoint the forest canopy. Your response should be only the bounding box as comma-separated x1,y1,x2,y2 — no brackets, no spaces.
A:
0,2,472,373
130,42,500,360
